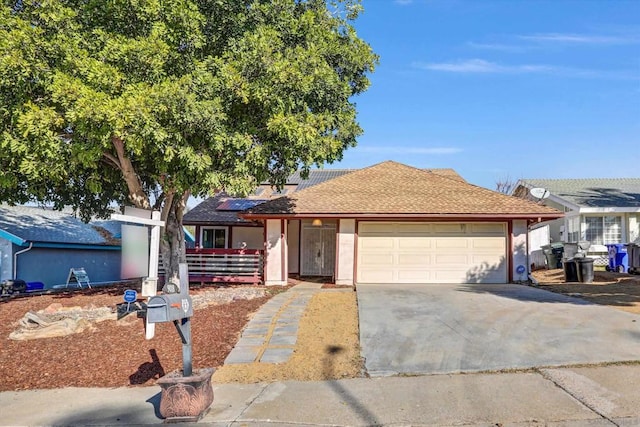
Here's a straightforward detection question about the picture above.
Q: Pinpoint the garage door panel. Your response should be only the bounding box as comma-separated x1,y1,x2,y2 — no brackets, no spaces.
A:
433,269,470,283
358,222,507,284
397,270,431,282
398,238,433,249
360,253,394,265
472,238,505,249
432,224,466,234
360,237,395,250
359,269,395,283
470,223,505,234
397,253,431,265
435,253,470,264
435,238,469,249
471,255,504,265
395,223,432,234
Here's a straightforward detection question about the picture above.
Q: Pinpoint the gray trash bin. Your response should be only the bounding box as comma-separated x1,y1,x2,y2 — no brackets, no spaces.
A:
627,243,640,275
575,257,594,283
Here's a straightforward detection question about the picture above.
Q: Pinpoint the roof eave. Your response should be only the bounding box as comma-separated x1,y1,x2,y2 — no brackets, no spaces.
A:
240,212,565,221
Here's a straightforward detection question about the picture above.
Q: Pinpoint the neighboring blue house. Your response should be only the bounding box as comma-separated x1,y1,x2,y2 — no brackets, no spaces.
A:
0,205,122,288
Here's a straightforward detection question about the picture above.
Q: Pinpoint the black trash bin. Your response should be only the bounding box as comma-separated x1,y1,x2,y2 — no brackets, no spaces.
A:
563,258,579,282
575,257,595,283
551,246,565,269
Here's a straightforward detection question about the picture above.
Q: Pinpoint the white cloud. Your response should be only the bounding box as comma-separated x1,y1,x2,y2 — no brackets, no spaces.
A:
361,146,462,155
414,59,639,80
414,59,552,74
466,42,529,53
519,32,640,45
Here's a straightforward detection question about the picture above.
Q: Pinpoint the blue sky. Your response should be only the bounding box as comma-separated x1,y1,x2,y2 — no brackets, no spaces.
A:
331,0,640,190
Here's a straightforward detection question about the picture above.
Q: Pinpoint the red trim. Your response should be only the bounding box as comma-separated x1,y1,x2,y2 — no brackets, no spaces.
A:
241,213,563,221
295,220,301,274
508,221,514,283
335,219,340,282
263,222,268,281
187,248,262,255
354,220,359,285
281,219,286,281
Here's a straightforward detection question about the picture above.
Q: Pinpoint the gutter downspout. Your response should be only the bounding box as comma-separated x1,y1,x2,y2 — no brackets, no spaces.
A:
13,242,33,280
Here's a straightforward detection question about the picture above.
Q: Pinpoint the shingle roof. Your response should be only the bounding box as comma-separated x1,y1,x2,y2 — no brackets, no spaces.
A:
243,161,562,218
0,204,121,246
284,169,355,190
518,178,640,208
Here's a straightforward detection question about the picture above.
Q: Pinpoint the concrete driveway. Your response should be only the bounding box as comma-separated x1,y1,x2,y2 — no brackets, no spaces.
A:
357,283,640,376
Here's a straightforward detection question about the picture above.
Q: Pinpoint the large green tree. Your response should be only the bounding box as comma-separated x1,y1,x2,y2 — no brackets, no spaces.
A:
0,0,377,285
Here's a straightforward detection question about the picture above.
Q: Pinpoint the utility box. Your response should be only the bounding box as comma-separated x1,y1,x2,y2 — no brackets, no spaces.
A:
147,294,193,323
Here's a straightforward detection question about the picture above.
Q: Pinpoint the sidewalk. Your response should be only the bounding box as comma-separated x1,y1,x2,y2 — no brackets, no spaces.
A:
2,364,640,426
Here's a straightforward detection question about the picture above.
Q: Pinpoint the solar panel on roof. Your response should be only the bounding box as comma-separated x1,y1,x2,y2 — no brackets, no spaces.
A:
216,199,267,211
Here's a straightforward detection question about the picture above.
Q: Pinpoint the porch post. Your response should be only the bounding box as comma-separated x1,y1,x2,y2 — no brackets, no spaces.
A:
264,219,288,286
336,219,355,285
512,220,528,282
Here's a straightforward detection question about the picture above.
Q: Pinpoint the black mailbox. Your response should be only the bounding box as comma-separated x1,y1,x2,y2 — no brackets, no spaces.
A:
147,294,194,323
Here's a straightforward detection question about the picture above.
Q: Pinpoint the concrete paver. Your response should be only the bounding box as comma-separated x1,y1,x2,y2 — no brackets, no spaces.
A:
224,284,319,364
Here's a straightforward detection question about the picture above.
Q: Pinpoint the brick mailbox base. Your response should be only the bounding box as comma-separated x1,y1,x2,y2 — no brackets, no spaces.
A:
157,367,215,422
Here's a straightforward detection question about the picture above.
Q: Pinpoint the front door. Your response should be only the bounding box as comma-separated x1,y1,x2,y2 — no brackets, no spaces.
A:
301,223,336,276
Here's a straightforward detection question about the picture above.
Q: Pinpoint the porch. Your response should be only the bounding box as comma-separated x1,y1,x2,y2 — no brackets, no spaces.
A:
160,248,264,284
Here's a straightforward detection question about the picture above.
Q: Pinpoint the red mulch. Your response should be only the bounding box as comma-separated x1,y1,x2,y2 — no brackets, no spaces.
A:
0,285,271,391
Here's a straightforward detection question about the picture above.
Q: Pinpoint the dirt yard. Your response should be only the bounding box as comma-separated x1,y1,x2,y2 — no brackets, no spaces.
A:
0,283,361,391
531,269,640,314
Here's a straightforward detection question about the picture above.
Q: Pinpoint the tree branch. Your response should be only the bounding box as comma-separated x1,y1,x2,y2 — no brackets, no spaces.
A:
111,136,150,209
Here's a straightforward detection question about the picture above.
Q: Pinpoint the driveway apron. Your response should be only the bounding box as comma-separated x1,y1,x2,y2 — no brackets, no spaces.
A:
357,283,640,376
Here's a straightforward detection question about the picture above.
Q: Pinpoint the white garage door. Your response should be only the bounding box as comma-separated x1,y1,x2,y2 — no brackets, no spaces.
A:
357,222,507,284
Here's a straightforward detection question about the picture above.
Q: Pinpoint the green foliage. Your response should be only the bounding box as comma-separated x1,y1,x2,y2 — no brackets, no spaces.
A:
0,0,377,219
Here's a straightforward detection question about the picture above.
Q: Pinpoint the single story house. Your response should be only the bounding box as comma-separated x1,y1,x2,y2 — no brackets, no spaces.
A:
513,178,640,267
0,204,122,287
240,161,563,285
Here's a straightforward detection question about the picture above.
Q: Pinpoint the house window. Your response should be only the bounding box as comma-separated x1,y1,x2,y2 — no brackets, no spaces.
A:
584,216,622,245
201,227,227,249
567,217,580,243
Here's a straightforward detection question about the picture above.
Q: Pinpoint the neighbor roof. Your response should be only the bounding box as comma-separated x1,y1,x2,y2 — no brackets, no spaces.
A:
0,204,121,248
517,178,640,209
242,161,563,219
284,169,355,190
183,193,258,225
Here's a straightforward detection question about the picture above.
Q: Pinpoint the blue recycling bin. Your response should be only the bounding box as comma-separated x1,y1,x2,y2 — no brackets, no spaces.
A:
605,244,628,273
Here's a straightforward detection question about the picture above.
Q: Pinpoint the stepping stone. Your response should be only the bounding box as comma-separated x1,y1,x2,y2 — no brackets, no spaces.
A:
260,347,294,363
269,334,297,346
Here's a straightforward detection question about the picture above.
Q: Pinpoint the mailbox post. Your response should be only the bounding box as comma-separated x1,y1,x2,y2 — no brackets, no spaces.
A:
147,263,214,422
147,264,194,376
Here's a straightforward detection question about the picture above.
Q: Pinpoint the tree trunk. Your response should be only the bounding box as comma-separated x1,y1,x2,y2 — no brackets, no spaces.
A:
160,190,190,292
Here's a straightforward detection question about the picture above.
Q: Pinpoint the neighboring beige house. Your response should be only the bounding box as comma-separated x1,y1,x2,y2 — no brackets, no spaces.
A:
241,161,563,285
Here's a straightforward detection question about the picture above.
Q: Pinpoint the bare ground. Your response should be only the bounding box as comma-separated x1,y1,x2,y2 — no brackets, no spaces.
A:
0,284,362,391
531,269,640,314
213,290,361,383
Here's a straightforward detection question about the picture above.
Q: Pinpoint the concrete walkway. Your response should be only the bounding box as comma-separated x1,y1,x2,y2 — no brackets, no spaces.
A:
224,282,322,364
2,365,640,426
